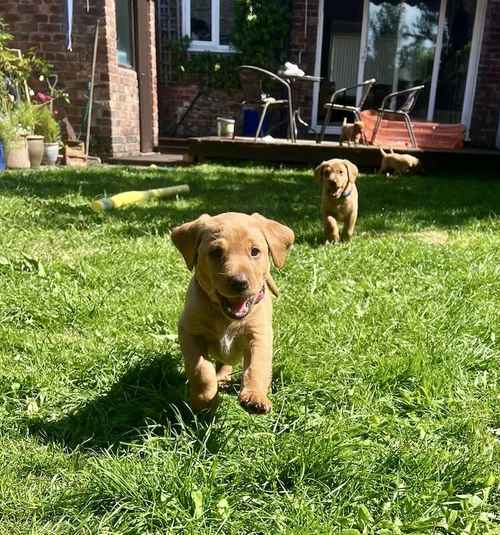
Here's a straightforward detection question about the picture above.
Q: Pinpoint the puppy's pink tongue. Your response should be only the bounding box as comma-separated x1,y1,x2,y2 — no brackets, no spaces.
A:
229,297,248,315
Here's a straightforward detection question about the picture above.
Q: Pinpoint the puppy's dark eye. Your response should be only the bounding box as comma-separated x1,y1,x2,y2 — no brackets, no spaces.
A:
250,247,260,257
209,246,223,259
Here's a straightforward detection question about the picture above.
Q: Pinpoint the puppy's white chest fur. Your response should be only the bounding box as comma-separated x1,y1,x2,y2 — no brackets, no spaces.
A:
209,325,245,365
220,331,236,355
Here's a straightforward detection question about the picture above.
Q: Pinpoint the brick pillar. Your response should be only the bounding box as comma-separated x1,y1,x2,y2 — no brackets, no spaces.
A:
288,0,320,125
469,0,500,147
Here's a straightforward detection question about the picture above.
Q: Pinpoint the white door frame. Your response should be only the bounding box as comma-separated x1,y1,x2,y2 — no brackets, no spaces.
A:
427,0,448,120
461,0,487,138
311,0,488,137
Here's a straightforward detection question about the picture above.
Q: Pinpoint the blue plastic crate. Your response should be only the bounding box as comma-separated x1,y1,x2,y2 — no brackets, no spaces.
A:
243,108,269,137
0,142,6,172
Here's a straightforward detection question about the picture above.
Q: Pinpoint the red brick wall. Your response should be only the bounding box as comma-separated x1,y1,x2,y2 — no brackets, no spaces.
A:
470,0,500,147
159,83,242,137
0,0,158,157
157,0,321,138
288,0,320,125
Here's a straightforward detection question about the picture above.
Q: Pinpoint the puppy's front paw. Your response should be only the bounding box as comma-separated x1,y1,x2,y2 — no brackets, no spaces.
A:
239,390,272,414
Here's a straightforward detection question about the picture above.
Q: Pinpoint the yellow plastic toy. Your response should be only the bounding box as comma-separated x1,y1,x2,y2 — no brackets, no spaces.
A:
91,185,190,211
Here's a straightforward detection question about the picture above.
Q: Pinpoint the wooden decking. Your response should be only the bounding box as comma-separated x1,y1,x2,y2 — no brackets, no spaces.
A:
188,136,500,172
107,152,190,167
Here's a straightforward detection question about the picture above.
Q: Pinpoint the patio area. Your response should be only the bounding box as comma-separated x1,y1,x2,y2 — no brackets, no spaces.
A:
185,135,500,172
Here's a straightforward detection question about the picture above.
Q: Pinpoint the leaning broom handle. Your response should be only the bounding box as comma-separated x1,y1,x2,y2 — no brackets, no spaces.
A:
86,21,99,159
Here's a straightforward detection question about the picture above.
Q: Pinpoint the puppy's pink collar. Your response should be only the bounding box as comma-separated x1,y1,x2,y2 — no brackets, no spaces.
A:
254,284,266,305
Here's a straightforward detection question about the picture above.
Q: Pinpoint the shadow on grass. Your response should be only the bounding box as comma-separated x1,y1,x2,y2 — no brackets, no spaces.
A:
29,352,195,451
1,165,499,240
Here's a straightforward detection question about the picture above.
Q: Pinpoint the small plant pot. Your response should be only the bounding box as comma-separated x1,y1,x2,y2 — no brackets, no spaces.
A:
0,141,6,172
6,137,31,169
217,117,235,138
43,142,59,166
27,135,45,169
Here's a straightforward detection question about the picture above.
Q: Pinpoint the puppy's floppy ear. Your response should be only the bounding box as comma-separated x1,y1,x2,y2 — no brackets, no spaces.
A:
171,214,211,270
314,161,326,182
251,213,294,269
343,160,359,183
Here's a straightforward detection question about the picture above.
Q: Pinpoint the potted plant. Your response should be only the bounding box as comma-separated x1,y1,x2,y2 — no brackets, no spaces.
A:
0,101,30,169
35,105,61,166
14,100,45,168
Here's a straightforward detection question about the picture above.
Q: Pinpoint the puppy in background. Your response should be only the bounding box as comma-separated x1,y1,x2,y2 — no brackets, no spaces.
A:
379,147,421,175
339,117,364,146
314,159,359,243
172,212,294,414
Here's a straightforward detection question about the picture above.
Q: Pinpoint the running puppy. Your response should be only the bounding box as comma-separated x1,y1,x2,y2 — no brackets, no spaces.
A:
171,212,294,414
314,159,359,243
379,147,421,175
339,117,364,145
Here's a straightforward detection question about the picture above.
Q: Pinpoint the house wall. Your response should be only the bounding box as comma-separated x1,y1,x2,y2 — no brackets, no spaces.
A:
469,0,500,147
156,0,321,138
0,0,157,157
157,0,499,147
158,83,243,137
288,0,320,126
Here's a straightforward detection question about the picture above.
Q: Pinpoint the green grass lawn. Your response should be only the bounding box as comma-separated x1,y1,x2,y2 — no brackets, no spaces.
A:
0,164,498,534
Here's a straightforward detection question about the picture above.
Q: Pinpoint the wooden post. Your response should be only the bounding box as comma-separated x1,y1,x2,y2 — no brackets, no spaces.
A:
86,21,99,159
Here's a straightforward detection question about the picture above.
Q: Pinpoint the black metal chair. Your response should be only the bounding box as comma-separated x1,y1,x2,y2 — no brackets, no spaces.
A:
237,65,296,143
317,78,376,144
370,84,425,147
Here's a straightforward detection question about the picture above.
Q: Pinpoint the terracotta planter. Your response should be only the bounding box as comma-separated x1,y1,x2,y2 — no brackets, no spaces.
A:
42,142,59,166
6,137,30,169
27,135,45,169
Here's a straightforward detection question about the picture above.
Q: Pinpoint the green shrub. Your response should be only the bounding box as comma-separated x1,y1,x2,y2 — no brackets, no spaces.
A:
34,105,60,143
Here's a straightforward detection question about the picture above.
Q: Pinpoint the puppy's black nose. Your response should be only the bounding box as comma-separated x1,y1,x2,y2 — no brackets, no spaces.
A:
229,274,249,293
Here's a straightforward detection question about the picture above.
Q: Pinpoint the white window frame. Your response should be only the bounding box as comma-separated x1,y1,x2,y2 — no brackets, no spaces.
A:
182,0,235,53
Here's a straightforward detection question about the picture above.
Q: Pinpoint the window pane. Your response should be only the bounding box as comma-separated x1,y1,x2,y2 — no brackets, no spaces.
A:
116,0,134,66
220,0,235,45
434,0,476,123
364,1,440,119
191,0,212,41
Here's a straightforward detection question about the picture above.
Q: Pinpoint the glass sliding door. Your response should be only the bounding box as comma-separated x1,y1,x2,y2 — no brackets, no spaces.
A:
363,0,440,118
433,0,476,123
316,2,364,124
312,0,486,133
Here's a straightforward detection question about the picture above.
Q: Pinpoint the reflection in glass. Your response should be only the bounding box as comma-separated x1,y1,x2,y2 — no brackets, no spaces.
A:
116,0,134,67
191,0,212,41
317,3,364,123
220,0,235,45
434,0,476,122
364,1,440,118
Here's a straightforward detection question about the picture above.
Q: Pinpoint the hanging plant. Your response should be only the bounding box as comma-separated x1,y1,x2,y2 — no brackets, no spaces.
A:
231,0,290,69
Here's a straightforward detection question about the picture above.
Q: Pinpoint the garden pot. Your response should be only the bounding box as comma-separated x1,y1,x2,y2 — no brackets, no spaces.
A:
6,137,30,169
42,142,59,166
0,141,5,172
217,117,235,138
27,135,45,169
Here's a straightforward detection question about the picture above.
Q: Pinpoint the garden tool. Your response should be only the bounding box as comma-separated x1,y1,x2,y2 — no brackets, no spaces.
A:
90,185,190,212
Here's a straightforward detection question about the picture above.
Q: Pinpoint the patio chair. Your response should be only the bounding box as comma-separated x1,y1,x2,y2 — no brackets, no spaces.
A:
237,65,296,143
317,78,376,144
370,84,425,148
